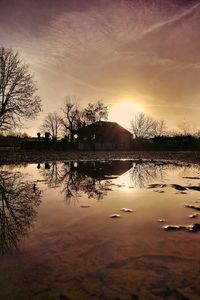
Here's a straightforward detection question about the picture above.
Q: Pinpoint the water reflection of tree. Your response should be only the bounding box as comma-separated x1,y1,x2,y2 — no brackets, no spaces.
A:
40,160,169,200
39,160,193,201
129,161,191,187
0,171,41,255
129,161,165,187
79,177,111,201
39,161,116,203
39,162,66,188
62,162,83,204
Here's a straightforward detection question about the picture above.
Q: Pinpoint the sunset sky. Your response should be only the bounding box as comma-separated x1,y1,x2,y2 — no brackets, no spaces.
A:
1,0,200,135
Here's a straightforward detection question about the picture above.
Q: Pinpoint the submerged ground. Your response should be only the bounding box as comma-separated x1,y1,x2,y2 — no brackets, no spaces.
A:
0,159,200,300
1,150,200,165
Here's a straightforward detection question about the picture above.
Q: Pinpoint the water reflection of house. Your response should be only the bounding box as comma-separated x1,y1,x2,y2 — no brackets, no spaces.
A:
77,121,132,150
75,160,133,180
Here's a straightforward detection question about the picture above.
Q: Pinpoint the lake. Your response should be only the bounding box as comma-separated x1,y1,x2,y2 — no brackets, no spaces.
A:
0,160,200,300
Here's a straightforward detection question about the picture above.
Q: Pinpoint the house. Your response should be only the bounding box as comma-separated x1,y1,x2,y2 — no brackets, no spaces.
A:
77,121,132,150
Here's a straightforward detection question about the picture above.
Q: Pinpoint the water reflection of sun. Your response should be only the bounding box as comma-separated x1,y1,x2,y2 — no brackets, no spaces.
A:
109,100,143,129
113,170,134,192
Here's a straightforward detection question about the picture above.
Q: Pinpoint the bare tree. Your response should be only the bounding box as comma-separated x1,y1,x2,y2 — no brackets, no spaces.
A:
40,112,62,141
83,100,108,125
154,120,167,137
131,112,157,139
178,121,197,136
0,47,42,130
61,96,83,143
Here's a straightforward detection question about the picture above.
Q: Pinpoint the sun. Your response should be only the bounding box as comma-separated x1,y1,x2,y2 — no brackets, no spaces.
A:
109,100,142,130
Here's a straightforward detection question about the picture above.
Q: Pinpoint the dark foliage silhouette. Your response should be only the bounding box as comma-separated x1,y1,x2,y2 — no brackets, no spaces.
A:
0,47,42,130
40,112,62,141
83,100,108,125
61,97,83,144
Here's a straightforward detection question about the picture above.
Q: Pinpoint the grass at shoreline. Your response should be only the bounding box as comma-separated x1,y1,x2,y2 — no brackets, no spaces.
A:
1,150,200,165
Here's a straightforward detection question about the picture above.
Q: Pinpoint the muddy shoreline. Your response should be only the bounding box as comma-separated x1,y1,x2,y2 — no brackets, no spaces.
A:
1,150,200,165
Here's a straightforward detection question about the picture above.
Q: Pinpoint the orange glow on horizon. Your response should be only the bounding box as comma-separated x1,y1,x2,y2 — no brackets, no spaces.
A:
109,100,143,130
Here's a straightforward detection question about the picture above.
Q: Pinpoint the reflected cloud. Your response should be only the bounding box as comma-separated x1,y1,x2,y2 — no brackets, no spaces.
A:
1,1,200,135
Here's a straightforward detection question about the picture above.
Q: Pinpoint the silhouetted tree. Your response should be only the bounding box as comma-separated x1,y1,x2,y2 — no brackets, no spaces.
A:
154,120,167,137
131,112,157,139
61,96,83,143
40,112,62,141
81,100,108,149
178,121,197,136
83,100,108,125
0,47,42,130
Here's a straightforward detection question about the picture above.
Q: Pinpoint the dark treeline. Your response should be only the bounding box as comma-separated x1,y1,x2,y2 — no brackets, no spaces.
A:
38,97,108,142
0,132,28,149
21,105,200,151
20,136,200,151
133,135,200,151
2,96,200,151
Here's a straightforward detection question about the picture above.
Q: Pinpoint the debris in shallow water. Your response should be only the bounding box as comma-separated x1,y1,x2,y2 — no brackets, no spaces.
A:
178,191,187,194
185,204,200,211
109,214,120,218
121,208,133,212
188,213,199,218
191,223,200,231
80,205,90,208
157,219,166,223
163,223,200,232
187,186,200,191
147,183,200,192
148,184,166,189
183,176,200,180
154,190,165,193
163,225,182,231
170,184,187,191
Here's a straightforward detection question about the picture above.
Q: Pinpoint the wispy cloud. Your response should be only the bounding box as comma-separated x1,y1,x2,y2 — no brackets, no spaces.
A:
0,0,200,134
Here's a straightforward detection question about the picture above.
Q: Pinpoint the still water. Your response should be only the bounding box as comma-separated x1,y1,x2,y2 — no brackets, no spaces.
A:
0,160,200,300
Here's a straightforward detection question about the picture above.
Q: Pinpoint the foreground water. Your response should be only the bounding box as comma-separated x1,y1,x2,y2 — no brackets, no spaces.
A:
0,160,200,300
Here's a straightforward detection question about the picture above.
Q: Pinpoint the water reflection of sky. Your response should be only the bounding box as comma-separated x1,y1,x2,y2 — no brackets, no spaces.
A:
0,160,200,300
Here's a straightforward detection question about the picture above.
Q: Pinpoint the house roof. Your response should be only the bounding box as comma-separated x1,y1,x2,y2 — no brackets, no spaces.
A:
78,121,132,136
